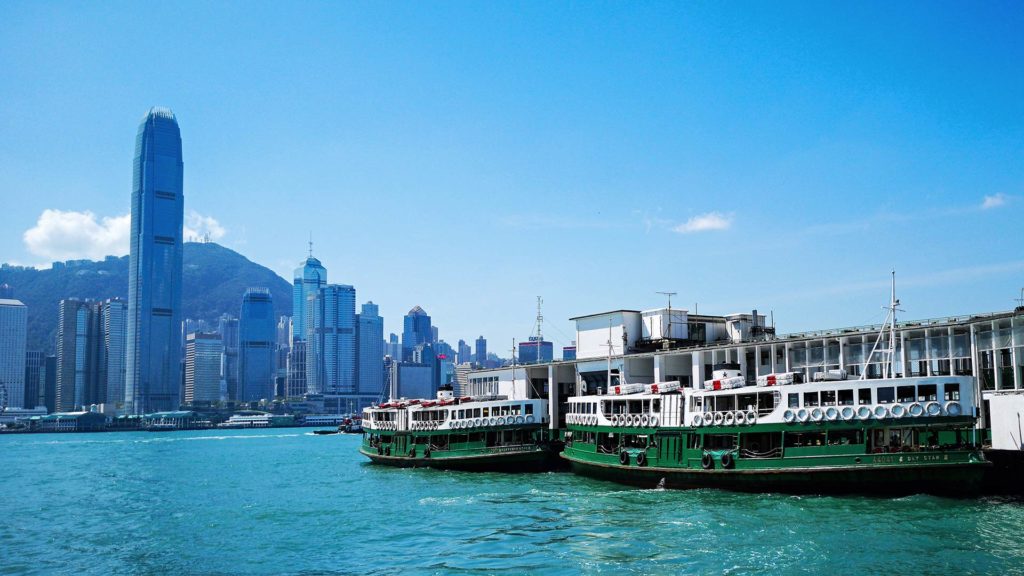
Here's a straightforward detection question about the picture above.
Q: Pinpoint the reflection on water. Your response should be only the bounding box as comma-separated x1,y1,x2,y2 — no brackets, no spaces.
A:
1,430,1022,575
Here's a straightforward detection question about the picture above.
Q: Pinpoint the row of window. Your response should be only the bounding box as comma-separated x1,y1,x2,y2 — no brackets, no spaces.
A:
567,398,665,416
786,383,960,409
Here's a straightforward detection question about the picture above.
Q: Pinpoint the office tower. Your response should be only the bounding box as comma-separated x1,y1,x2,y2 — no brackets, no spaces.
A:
101,299,128,408
402,306,432,361
289,253,326,396
457,339,472,365
475,336,487,366
217,314,239,400
519,337,554,364
0,298,27,408
431,326,439,343
56,299,97,411
24,351,44,409
185,332,224,405
41,355,56,413
126,107,184,414
356,301,384,396
308,284,356,395
385,333,400,361
275,316,291,398
238,288,275,403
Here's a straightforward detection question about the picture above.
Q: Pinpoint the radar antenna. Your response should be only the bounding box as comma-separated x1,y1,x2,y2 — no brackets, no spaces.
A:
860,271,904,380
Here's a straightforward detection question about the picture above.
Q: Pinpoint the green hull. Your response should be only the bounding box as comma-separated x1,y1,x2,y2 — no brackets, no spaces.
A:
359,446,557,472
562,452,989,496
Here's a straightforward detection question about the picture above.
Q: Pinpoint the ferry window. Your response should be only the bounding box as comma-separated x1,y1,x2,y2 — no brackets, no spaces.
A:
653,399,661,413
688,434,702,449
858,389,872,405
622,434,647,448
821,391,836,406
838,390,854,406
525,404,534,415
877,387,895,404
601,401,611,415
629,400,642,414
704,434,737,450
828,430,863,445
457,410,464,419
803,392,819,407
896,386,915,403
788,394,799,409
483,407,490,417
643,400,651,413
918,384,937,402
784,431,826,447
944,383,960,401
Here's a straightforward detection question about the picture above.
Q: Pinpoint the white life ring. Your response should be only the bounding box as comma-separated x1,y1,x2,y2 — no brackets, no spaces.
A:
628,414,638,427
650,416,659,427
857,406,872,420
944,401,962,417
825,407,839,421
810,408,823,422
841,407,855,421
874,406,889,419
745,410,757,425
641,414,650,427
701,412,714,426
925,401,941,417
713,412,725,426
783,409,796,423
891,404,907,418
724,411,735,426
734,411,747,426
526,415,535,423
907,403,924,417
488,417,497,426
692,414,703,427
498,416,506,426
797,409,809,423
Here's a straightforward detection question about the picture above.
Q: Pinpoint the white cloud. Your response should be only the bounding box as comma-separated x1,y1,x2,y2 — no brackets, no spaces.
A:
981,193,1008,210
184,210,226,242
23,209,130,261
23,208,225,261
673,212,734,234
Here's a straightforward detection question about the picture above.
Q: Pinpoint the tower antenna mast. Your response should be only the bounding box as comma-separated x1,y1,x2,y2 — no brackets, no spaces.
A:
535,296,544,341
656,291,677,349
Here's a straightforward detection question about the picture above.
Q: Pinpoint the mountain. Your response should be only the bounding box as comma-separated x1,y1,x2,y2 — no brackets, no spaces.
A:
0,242,293,352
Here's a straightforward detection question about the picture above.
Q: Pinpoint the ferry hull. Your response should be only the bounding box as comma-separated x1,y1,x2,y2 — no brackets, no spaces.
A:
359,447,557,472
562,454,989,496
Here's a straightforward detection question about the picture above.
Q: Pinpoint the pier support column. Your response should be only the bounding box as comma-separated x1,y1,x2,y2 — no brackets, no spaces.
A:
691,352,702,388
653,354,665,382
547,364,557,430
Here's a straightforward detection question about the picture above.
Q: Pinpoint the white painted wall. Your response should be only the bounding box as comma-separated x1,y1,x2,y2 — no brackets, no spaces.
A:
989,392,1024,451
575,311,642,359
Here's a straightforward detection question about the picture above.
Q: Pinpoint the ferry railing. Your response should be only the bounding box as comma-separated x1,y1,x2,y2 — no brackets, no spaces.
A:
739,447,783,459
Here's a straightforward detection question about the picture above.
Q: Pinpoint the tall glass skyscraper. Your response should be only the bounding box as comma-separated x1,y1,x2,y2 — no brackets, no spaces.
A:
239,288,276,403
356,301,384,396
402,306,432,361
292,254,327,345
126,107,184,414
308,284,356,395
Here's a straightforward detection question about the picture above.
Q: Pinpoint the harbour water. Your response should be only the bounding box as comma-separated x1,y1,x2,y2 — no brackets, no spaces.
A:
2,429,1022,575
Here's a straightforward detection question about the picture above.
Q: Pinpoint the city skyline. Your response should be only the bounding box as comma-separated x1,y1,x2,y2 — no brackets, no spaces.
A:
1,3,1022,355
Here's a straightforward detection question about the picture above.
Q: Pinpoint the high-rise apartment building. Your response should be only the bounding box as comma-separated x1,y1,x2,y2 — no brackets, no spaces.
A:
126,107,184,414
185,332,224,405
238,288,275,403
308,284,356,395
0,298,27,409
402,306,432,361
356,301,384,396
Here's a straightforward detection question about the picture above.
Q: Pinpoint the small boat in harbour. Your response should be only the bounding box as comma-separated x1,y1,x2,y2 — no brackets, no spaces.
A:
359,386,559,471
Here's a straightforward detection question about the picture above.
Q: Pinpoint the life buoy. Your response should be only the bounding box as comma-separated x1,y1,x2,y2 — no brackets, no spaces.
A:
783,409,796,423
891,404,907,418
526,415,535,424
724,411,735,426
619,451,630,466
701,453,714,470
641,415,650,427
908,403,924,417
637,452,648,467
720,452,734,469
701,412,714,426
516,416,525,425
692,414,703,427
944,401,962,417
745,410,757,425
810,408,823,422
497,417,506,426
650,416,659,427
841,407,855,421
735,411,747,426
874,406,889,419
713,412,724,426
489,417,497,426
925,401,941,416
825,407,839,421
797,409,809,423
857,406,872,420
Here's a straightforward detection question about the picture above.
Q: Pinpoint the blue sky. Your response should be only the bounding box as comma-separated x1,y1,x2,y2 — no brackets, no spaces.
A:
1,2,1022,353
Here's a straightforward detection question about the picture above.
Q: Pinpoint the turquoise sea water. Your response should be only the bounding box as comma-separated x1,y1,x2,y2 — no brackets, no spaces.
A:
1,429,1022,575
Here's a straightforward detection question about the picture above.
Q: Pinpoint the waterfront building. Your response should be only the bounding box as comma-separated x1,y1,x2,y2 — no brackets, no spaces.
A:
308,284,356,395
217,314,239,400
55,299,127,411
185,332,223,405
0,406,47,427
239,288,276,403
356,301,384,396
24,351,44,410
402,306,432,361
126,107,184,415
475,336,487,366
32,411,107,433
0,298,27,408
519,337,554,364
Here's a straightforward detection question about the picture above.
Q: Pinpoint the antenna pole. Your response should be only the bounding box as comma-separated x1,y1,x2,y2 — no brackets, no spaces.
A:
656,291,677,346
511,338,517,398
607,319,613,391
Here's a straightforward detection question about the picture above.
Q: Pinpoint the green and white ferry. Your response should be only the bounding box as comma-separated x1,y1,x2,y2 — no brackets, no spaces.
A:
561,287,990,495
360,386,558,471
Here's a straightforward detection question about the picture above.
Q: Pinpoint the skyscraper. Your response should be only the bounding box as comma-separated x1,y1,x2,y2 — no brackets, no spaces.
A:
402,306,432,361
308,284,356,395
217,314,239,400
289,253,326,398
185,332,224,405
56,299,98,411
0,298,27,409
475,336,487,366
126,107,184,414
24,351,44,410
101,299,128,408
238,288,276,403
356,301,384,396
457,339,472,365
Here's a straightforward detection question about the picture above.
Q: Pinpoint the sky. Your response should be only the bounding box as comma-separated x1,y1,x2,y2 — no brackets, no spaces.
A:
1,1,1022,354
